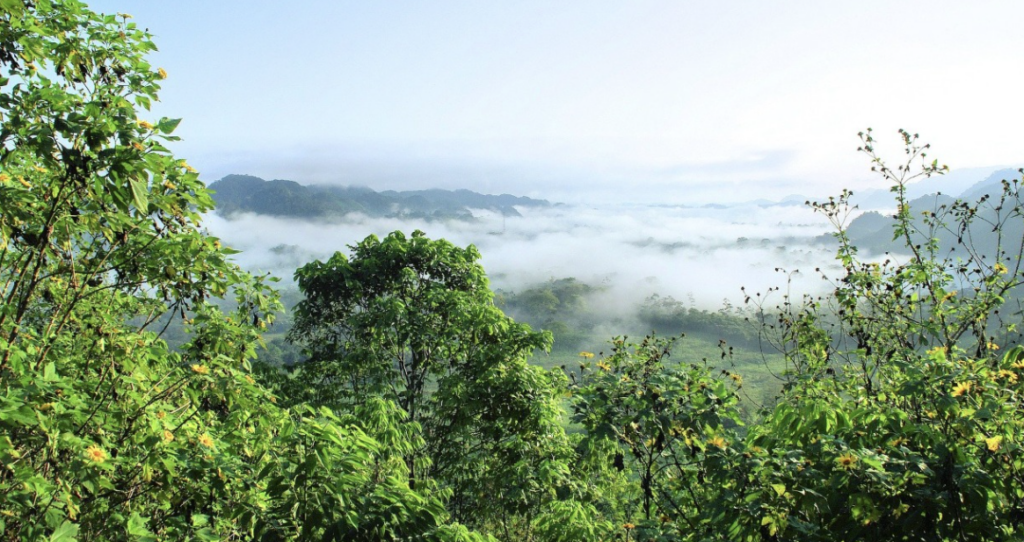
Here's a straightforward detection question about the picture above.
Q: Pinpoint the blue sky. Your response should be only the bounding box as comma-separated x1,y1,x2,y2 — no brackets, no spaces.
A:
90,1,1024,203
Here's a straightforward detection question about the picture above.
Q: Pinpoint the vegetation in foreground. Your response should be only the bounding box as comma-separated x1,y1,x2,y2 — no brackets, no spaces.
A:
3,1,1024,540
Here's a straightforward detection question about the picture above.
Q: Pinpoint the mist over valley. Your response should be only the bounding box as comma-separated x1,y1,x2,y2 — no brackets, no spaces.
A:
203,175,844,314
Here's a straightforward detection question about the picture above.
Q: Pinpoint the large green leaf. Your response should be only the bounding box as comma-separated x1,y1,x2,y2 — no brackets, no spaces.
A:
48,521,78,542
129,177,149,212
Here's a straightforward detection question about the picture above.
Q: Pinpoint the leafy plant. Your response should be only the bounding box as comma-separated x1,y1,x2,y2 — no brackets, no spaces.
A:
0,2,486,540
286,230,588,540
570,335,744,540
735,130,1024,540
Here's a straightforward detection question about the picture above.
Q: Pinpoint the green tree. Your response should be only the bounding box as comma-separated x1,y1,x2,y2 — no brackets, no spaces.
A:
749,131,1024,540
715,131,1024,541
0,2,488,540
287,230,585,539
571,335,743,540
568,132,1024,541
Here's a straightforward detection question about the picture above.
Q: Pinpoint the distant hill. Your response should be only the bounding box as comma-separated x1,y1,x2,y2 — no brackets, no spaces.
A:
849,166,1016,210
958,168,1022,202
207,175,551,220
833,169,1024,257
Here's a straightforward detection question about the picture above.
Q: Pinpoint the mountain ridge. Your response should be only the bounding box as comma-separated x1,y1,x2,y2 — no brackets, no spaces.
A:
833,168,1024,256
207,174,551,220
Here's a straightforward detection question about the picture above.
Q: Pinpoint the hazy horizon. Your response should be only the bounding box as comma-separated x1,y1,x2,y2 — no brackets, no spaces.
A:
89,1,1024,205
78,1,1024,306
204,199,843,314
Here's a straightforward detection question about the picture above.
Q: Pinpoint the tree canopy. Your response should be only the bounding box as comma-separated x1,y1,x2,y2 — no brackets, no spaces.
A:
0,2,489,540
286,231,584,536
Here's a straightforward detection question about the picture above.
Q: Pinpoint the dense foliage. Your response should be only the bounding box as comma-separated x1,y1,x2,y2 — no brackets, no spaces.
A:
0,2,489,540
577,132,1024,541
282,231,589,538
498,277,602,352
5,2,1024,541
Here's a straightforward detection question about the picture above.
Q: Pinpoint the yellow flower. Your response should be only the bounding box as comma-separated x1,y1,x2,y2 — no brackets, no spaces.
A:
623,523,635,530
994,263,1009,275
156,411,166,419
998,370,1018,384
191,364,209,375
836,453,857,469
245,375,255,385
131,142,144,151
157,67,167,79
32,165,47,173
84,445,108,464
163,430,174,442
163,180,176,190
1012,360,1024,370
596,361,611,371
952,381,971,397
0,173,9,183
578,351,595,359
986,435,1004,452
988,342,1000,351
137,119,154,130
18,176,31,189
707,436,727,449
198,434,214,448
180,161,197,174
729,373,743,385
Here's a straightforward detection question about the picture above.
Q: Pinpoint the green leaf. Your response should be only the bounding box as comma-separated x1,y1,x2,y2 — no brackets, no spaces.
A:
129,177,148,212
127,513,157,541
0,0,25,15
194,527,219,541
2,405,37,426
48,521,79,542
157,117,182,134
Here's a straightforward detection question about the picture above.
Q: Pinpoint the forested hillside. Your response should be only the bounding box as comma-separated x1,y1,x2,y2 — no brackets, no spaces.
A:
838,167,1024,259
4,2,1024,541
208,174,550,220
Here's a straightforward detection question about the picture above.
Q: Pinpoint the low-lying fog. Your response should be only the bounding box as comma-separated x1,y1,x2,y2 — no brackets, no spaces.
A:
205,201,844,312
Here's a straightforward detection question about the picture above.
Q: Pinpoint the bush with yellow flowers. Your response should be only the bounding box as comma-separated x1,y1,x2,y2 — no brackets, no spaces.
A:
567,133,1024,541
0,2,490,540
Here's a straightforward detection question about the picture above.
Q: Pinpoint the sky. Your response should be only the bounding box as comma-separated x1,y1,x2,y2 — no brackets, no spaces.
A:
90,1,1024,204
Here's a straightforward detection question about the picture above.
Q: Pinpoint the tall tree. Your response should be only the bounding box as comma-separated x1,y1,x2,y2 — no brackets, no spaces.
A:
0,3,488,540
288,230,581,537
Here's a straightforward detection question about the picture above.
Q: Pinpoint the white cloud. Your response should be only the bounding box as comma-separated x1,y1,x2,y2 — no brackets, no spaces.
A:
205,202,839,310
